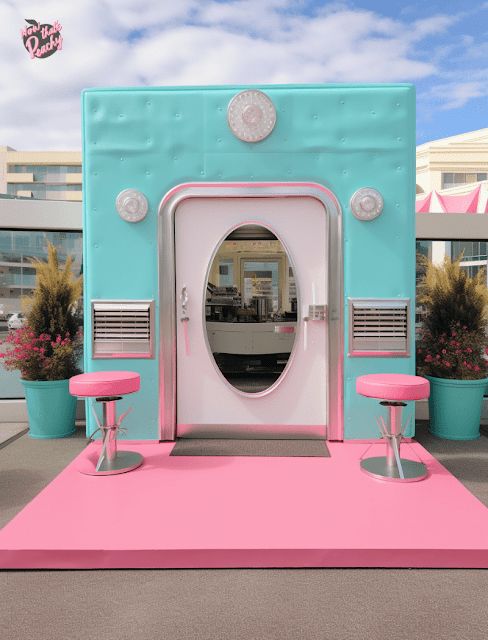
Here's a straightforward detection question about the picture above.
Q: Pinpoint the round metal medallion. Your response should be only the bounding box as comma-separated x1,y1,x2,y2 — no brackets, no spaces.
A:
227,90,276,142
116,189,148,223
350,187,384,221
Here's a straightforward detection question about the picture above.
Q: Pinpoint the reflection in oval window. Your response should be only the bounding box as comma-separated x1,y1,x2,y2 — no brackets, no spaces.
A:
205,224,298,394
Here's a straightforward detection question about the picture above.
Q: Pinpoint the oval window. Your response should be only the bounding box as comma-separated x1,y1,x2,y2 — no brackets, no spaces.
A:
205,224,298,394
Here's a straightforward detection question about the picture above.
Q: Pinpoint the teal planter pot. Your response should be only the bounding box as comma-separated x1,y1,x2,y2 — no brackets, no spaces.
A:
21,379,76,439
427,375,488,441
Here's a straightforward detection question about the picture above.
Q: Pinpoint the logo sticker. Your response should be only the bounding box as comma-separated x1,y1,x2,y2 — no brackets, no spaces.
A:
21,19,63,59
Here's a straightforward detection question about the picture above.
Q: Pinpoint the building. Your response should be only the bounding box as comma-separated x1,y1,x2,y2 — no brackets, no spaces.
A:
415,129,488,280
416,128,488,195
0,145,82,201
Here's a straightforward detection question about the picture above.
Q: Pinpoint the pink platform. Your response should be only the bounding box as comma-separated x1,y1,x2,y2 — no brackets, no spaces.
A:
1,440,488,569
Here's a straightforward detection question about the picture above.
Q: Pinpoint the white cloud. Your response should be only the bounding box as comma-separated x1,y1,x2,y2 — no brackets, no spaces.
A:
0,0,477,149
424,76,488,110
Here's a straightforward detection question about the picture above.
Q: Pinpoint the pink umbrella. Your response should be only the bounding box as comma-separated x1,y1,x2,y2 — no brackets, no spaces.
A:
415,191,432,213
436,184,481,214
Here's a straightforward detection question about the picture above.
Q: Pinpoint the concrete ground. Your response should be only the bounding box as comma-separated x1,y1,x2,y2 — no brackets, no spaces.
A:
0,422,487,640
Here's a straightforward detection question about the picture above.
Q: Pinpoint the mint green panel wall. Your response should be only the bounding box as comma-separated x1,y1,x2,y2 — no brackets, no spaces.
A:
82,84,416,440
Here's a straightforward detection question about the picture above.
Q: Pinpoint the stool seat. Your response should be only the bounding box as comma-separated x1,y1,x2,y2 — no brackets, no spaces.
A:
69,371,140,398
356,373,430,402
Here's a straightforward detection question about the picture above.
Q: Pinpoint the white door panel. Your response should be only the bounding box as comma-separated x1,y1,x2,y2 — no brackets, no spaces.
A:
175,196,328,437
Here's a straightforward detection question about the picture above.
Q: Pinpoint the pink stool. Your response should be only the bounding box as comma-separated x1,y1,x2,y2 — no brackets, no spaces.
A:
69,371,143,475
356,374,430,482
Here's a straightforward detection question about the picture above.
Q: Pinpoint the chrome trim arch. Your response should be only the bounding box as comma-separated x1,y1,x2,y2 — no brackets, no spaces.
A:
158,182,343,441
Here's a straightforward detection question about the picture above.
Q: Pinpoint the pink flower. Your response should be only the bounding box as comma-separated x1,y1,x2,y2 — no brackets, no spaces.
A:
442,349,447,354
444,361,451,367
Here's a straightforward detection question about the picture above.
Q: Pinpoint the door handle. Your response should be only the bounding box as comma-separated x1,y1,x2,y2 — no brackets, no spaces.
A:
304,304,327,322
180,285,189,322
180,286,190,355
303,304,327,351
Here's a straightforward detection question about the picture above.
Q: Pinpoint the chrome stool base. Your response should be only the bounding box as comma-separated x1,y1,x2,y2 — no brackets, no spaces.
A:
360,456,428,483
80,450,143,476
81,395,143,476
361,400,428,483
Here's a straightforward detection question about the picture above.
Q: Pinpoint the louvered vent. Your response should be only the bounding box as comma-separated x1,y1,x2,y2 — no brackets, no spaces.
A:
92,300,154,358
349,298,410,356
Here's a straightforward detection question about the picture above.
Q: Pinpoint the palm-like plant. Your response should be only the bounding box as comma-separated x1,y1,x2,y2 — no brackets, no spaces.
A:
26,242,82,337
417,255,488,380
419,254,488,336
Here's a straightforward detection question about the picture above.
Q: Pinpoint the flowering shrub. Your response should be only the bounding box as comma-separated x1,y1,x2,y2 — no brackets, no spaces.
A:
417,321,488,380
416,255,488,380
0,242,83,381
0,326,82,381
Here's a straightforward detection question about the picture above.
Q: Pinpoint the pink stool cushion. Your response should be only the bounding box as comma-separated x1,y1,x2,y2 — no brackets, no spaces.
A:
69,371,140,398
356,373,430,401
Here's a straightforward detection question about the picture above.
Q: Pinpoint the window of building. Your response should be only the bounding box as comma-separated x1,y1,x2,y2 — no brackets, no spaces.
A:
7,183,82,199
7,164,82,186
218,259,234,287
442,172,487,189
452,241,488,262
460,264,485,278
8,164,81,175
241,260,282,312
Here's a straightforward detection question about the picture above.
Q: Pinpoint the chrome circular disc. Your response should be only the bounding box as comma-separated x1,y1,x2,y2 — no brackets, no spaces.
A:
116,189,148,223
227,90,276,142
350,187,384,221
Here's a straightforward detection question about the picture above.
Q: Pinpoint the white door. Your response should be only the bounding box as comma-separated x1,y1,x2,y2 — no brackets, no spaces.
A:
175,196,328,439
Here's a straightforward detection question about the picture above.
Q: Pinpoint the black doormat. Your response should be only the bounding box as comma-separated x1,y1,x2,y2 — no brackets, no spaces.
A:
170,438,330,457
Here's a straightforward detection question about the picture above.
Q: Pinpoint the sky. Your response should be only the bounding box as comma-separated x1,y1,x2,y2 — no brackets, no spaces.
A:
1,0,487,150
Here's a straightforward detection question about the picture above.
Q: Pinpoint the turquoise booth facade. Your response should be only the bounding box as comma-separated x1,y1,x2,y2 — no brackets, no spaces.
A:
82,84,416,441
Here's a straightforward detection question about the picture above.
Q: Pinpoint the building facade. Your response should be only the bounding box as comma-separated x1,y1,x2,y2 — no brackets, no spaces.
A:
416,129,488,279
0,146,82,201
416,128,488,195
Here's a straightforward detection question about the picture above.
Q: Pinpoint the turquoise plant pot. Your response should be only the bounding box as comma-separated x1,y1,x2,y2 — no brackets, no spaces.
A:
426,375,488,441
21,379,77,439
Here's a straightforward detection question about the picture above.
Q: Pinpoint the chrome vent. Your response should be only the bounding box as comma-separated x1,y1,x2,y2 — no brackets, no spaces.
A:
349,298,409,356
92,300,154,358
